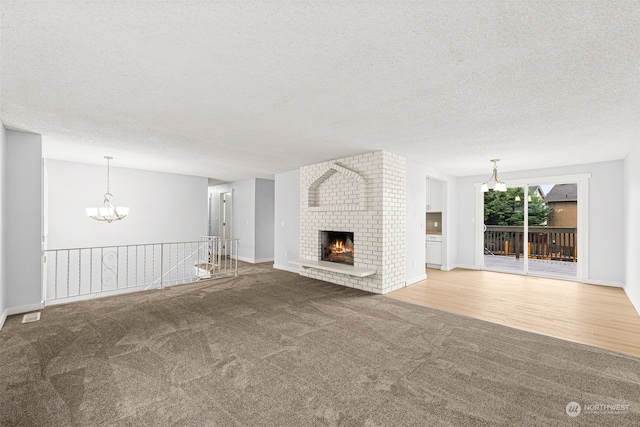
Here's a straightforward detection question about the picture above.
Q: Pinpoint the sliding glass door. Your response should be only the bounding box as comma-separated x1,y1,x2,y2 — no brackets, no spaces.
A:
483,182,578,279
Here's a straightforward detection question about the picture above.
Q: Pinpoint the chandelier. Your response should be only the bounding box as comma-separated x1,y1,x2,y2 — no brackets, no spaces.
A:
481,159,507,192
86,156,129,222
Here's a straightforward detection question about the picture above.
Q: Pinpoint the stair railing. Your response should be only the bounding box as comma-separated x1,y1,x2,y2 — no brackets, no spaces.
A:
42,237,241,304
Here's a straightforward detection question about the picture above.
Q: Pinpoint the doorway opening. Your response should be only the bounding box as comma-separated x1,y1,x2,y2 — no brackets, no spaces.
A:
220,191,233,248
425,176,445,270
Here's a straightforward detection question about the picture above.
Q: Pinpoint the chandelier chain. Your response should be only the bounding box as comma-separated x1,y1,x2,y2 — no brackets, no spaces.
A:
87,156,128,222
105,155,112,195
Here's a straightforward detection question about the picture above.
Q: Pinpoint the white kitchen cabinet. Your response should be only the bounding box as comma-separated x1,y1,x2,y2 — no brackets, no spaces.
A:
426,178,443,212
426,234,442,267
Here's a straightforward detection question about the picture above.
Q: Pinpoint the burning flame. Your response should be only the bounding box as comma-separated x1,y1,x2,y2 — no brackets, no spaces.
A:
331,239,352,254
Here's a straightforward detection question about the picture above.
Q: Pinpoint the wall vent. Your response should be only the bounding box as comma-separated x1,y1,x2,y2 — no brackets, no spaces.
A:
22,312,41,323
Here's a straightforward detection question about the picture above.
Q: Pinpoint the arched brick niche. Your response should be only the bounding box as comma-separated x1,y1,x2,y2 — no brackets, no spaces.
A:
307,163,367,211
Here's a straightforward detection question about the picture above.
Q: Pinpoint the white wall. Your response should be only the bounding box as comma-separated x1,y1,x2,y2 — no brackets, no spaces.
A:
273,169,300,273
0,124,6,329
456,160,624,285
255,179,275,262
46,159,208,249
231,180,256,262
406,161,427,284
441,172,458,272
624,144,640,315
6,130,43,312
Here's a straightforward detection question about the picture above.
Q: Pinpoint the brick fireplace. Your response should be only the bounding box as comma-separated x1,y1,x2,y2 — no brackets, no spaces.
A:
297,151,406,294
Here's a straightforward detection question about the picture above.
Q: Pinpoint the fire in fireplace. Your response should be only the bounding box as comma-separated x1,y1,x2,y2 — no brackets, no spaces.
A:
321,231,354,265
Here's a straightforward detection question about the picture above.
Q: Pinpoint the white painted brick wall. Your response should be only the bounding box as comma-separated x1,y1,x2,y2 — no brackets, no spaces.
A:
299,151,406,294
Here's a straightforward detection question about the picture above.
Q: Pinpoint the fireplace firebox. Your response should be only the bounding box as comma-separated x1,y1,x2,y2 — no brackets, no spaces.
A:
321,231,354,265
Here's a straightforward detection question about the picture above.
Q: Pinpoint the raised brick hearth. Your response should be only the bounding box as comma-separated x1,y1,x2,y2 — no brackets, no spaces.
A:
298,151,406,294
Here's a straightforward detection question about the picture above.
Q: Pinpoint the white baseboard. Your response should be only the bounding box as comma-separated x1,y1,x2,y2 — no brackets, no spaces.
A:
5,302,45,316
0,310,6,331
238,256,274,264
406,274,426,286
581,279,624,288
4,301,45,317
453,264,480,270
45,286,152,306
623,286,640,317
273,263,300,274
1,302,48,330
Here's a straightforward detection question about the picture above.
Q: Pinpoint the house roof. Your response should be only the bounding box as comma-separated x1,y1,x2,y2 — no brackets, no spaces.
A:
545,184,578,202
1,1,639,181
528,185,545,198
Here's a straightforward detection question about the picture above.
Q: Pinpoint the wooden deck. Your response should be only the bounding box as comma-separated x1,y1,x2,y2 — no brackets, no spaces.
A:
389,268,640,358
484,254,577,277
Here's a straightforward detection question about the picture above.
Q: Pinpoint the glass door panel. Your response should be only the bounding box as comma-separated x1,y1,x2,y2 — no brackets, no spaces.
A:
483,186,526,274
527,183,578,278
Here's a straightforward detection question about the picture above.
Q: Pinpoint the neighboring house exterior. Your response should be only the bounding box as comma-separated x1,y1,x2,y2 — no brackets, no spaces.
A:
545,183,577,227
529,185,545,200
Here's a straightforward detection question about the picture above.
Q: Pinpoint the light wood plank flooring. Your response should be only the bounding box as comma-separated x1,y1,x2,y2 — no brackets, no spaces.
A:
389,268,640,358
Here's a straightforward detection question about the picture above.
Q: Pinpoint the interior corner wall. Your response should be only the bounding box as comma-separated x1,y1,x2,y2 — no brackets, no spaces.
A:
273,169,300,273
6,130,43,311
456,160,624,285
46,159,208,249
0,124,7,328
405,160,427,284
624,144,640,315
440,172,458,271
255,179,275,262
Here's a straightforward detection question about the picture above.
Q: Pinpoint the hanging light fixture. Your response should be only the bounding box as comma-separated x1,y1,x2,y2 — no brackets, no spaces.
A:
86,156,129,223
481,159,507,192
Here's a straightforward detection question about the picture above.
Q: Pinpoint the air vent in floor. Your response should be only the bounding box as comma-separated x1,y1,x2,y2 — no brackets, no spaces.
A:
22,312,41,323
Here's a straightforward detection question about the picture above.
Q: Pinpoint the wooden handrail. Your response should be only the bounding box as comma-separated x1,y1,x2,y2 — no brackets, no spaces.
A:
485,226,577,233
484,226,577,262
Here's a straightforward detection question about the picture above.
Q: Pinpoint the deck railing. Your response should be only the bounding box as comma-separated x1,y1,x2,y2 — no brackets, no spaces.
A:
484,226,577,262
43,236,240,304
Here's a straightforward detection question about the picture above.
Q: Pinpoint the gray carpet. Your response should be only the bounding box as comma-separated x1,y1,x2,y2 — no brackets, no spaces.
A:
1,263,639,426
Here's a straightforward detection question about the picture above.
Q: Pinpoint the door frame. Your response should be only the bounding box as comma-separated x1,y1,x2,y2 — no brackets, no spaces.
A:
219,191,233,241
475,173,590,281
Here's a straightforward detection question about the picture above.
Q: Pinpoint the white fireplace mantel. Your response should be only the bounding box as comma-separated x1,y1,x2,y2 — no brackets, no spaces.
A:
288,259,376,278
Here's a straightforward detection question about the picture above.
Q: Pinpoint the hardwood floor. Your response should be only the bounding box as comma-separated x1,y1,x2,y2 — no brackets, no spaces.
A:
388,268,640,358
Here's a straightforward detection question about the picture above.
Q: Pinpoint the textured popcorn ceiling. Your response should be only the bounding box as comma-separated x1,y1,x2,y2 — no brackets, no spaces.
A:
1,1,638,181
